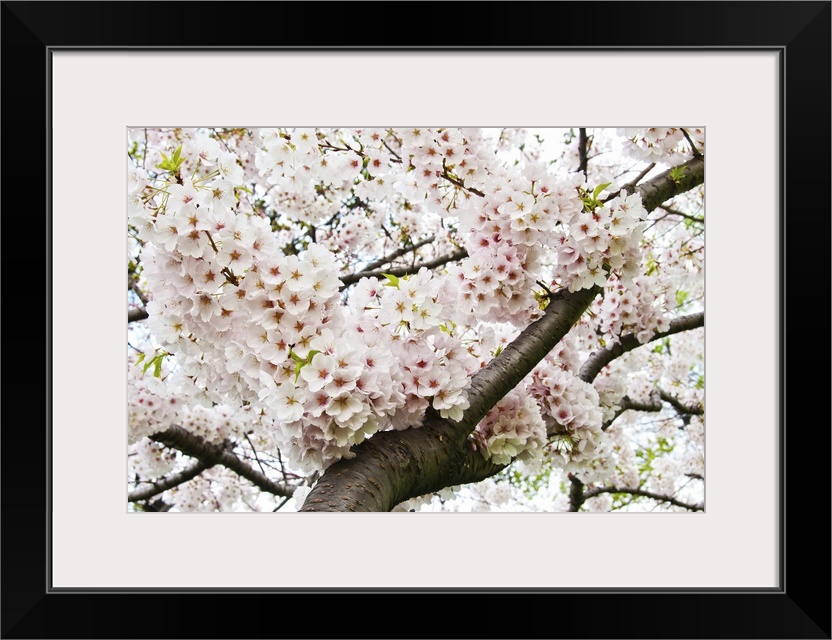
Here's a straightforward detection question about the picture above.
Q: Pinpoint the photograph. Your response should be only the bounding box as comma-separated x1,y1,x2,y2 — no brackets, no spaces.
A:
2,0,827,635
127,126,705,513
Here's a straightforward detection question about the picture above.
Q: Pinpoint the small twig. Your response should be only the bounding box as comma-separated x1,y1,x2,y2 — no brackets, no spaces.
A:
582,485,703,511
273,496,292,512
383,140,403,163
274,448,290,485
535,280,554,298
605,162,656,201
243,433,268,477
657,205,704,224
680,128,703,159
440,170,485,198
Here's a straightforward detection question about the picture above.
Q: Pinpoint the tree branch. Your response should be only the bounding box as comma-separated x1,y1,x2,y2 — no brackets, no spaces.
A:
128,307,149,323
657,205,704,224
629,156,705,212
339,249,468,290
612,162,656,199
658,388,704,416
339,235,441,288
602,393,663,431
680,128,703,159
299,411,506,512
568,475,585,511
359,234,436,272
582,486,703,511
128,459,210,502
440,169,486,197
151,426,293,498
578,311,704,383
128,271,149,306
578,128,589,178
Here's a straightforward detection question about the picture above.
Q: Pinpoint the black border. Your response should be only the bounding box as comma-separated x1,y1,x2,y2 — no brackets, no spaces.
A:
2,2,829,638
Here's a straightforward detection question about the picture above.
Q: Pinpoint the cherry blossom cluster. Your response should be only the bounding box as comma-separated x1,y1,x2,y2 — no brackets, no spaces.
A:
592,274,672,344
157,467,267,512
617,127,705,165
347,270,479,421
129,438,178,481
127,351,279,451
473,386,548,466
130,137,484,473
448,174,651,327
527,355,606,470
593,375,628,425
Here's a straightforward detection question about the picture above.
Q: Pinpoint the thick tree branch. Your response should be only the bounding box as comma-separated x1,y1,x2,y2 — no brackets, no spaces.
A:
151,426,293,498
339,249,468,290
582,486,703,511
460,286,601,429
300,412,505,512
579,311,704,383
128,459,210,502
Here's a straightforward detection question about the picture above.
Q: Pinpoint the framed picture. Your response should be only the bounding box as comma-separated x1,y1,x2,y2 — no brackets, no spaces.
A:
3,2,828,638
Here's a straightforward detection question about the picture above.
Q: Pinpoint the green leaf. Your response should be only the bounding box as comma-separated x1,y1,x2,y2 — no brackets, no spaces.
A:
675,289,689,307
669,166,688,183
592,182,611,199
135,353,146,366
493,344,503,357
382,273,399,288
153,357,163,378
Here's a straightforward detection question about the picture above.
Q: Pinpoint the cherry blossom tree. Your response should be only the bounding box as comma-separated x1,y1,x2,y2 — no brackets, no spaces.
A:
127,126,705,513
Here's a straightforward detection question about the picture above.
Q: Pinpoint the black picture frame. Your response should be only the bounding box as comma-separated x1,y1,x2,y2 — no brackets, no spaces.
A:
2,2,829,638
